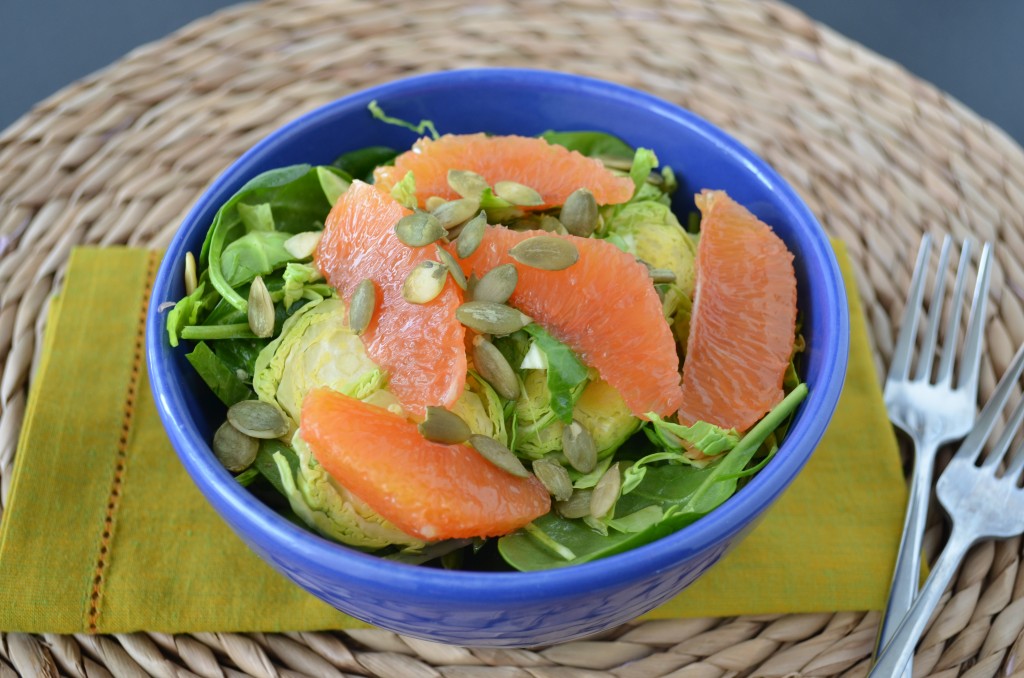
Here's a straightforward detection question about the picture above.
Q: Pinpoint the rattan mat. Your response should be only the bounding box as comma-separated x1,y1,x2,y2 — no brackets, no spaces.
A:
2,0,1024,675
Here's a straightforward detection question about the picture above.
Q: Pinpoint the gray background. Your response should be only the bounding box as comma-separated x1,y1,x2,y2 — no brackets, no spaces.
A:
2,1,1022,145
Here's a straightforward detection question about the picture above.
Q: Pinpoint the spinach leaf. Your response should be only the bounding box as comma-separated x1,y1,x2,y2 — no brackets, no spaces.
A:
498,385,808,570
184,341,252,406
522,324,589,423
333,146,397,182
201,164,346,312
255,439,299,497
211,338,266,380
220,231,294,288
166,281,212,347
540,130,635,161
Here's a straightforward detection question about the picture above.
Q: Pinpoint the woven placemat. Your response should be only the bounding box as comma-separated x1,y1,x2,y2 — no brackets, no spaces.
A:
2,0,1024,675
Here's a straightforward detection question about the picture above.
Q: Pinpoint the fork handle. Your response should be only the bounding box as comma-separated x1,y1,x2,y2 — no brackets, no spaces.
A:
869,523,975,677
875,438,936,673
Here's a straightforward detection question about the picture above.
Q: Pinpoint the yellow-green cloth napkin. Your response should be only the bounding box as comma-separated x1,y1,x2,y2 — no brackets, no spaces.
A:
0,243,906,634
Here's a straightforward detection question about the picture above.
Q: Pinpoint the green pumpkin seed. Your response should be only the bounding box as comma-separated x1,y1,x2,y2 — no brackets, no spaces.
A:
468,434,530,478
283,230,323,259
395,212,446,247
555,489,594,519
213,421,259,472
227,400,290,439
559,188,599,237
472,264,517,304
472,335,520,400
349,278,376,335
508,235,579,271
402,260,449,304
562,420,597,473
425,196,447,211
247,275,275,338
590,462,622,518
649,268,677,284
455,212,488,258
532,459,573,501
456,301,532,335
435,245,467,290
418,406,472,444
447,169,490,200
494,180,544,206
184,251,198,295
432,198,480,230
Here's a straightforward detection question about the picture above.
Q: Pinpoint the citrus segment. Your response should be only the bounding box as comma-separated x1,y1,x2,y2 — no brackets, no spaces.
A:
373,134,635,209
679,190,797,432
301,388,551,540
315,180,466,415
458,228,683,417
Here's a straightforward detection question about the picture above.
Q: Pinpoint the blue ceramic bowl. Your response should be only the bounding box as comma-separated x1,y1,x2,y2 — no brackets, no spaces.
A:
146,69,849,647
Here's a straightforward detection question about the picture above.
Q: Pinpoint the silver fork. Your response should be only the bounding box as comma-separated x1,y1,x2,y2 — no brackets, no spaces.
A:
870,343,1024,677
877,235,993,676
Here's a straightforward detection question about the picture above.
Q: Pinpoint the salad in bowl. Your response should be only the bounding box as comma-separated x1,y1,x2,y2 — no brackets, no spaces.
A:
148,68,847,646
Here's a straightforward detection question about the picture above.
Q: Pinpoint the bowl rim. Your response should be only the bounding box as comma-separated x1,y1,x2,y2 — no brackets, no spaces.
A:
146,67,849,604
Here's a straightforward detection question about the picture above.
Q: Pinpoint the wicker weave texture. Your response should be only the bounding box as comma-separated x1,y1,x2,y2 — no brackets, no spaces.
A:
2,0,1024,675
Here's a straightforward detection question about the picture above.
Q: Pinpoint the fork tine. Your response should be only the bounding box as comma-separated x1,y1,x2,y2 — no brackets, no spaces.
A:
888,234,932,383
1005,440,1024,480
914,236,953,381
954,342,1024,465
956,242,993,392
980,393,1024,470
934,240,971,384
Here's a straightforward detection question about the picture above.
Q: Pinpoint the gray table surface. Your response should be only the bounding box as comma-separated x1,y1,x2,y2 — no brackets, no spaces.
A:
2,1,1022,145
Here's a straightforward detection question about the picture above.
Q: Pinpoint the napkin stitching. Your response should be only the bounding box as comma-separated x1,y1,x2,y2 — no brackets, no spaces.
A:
85,250,158,633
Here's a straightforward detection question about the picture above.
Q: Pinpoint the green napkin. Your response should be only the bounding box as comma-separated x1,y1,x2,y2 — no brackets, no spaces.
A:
0,244,906,634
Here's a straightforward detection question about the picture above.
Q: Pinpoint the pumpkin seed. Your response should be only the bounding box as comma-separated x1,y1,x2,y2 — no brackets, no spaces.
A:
213,421,258,472
283,230,323,259
562,420,597,473
402,260,449,304
247,275,275,338
590,462,622,518
349,278,376,335
539,215,568,234
555,489,594,519
435,245,467,290
472,263,517,304
432,198,480,230
559,188,599,237
227,399,290,439
472,335,520,400
455,212,488,258
532,459,573,501
508,235,579,271
418,406,472,444
597,156,633,171
468,434,529,478
425,196,447,211
649,268,677,284
494,180,544,206
395,212,446,247
447,169,490,200
184,251,198,295
457,301,532,335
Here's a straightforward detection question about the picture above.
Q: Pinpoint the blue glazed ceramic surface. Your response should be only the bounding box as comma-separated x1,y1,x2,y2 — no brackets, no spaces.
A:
146,69,849,646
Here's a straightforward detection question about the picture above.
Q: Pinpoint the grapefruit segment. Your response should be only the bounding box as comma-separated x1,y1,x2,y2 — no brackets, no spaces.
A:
315,180,466,416
301,388,551,540
679,190,797,432
373,133,635,209
458,228,683,417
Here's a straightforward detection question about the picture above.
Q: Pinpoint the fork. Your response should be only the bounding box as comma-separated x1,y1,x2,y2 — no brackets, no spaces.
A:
870,342,1024,677
877,235,993,675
